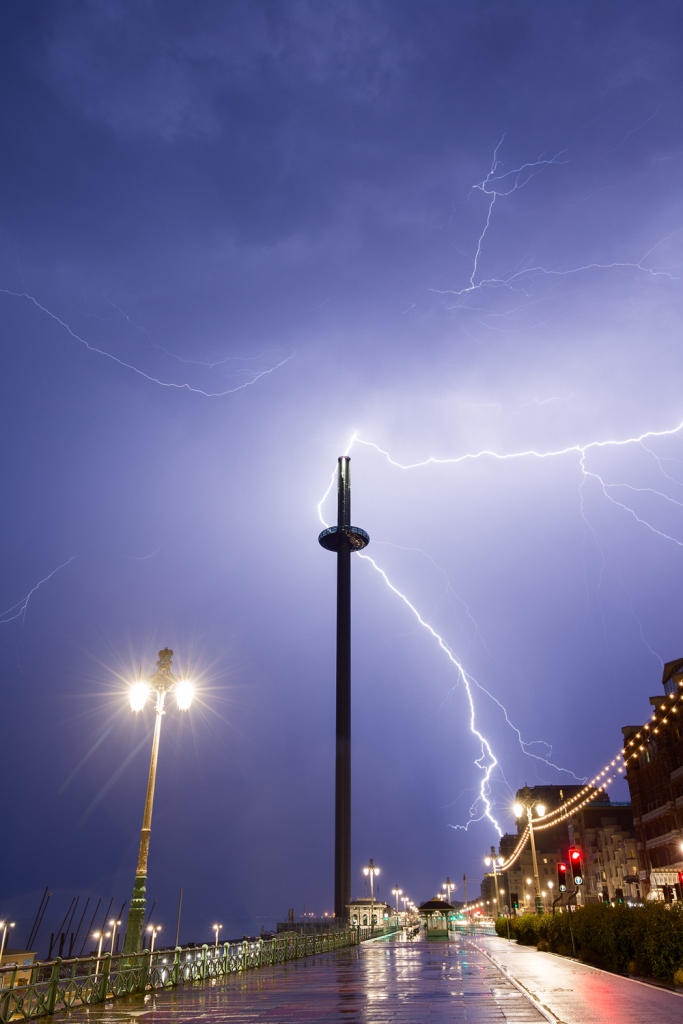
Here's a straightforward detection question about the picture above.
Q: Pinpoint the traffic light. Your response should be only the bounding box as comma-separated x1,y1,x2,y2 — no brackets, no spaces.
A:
615,888,624,904
557,863,567,892
678,871,683,888
511,892,519,909
568,847,583,885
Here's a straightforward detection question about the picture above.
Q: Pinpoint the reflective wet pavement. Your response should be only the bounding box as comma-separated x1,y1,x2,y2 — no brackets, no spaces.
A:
51,931,683,1023
55,933,546,1023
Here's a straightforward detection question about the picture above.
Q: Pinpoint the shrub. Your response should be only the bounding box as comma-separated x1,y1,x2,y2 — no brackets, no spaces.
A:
497,902,683,982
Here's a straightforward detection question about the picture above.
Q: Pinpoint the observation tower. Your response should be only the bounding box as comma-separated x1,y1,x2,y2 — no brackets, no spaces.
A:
318,456,369,921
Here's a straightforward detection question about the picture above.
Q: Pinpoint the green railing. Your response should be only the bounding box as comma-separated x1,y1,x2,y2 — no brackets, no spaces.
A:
0,925,399,1022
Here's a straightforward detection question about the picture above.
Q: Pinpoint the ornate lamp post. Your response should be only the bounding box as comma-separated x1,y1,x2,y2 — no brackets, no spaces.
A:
514,794,546,916
213,924,222,949
363,859,380,932
123,648,195,954
391,886,403,917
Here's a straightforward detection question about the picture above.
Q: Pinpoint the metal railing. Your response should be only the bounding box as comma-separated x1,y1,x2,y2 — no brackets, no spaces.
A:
0,925,399,1023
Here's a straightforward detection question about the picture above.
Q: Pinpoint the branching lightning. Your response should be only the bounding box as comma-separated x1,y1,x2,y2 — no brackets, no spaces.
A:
1,289,292,396
317,391,683,834
0,556,76,625
427,137,676,328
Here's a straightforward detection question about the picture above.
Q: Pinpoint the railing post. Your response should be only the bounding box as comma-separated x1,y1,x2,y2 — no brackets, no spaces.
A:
200,945,208,981
241,941,249,972
172,947,181,987
139,950,151,993
257,939,263,967
46,959,62,1015
99,954,111,1002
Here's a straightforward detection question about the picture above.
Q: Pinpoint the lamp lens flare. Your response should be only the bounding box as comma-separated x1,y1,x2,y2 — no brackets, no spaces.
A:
175,680,195,710
130,681,151,712
513,803,524,818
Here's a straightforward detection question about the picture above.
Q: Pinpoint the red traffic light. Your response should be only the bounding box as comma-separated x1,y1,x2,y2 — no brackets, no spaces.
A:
558,862,567,871
678,871,683,886
570,849,581,861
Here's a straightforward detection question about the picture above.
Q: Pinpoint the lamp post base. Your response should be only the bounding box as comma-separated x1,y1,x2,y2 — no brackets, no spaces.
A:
123,875,147,954
535,896,544,916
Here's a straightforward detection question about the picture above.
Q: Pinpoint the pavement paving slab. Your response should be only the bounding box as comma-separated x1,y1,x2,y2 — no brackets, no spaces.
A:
478,934,683,1024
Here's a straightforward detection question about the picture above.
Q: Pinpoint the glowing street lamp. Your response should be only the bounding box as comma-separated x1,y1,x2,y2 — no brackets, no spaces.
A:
0,922,15,960
514,792,546,916
442,877,456,903
391,887,403,916
363,859,380,932
213,924,222,949
484,848,504,915
146,924,161,953
109,919,122,955
123,648,195,954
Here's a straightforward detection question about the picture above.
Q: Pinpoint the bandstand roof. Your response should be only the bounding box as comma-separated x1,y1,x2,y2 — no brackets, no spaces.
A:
418,898,455,911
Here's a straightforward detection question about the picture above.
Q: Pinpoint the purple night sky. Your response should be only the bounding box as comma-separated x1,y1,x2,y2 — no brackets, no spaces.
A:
1,1,683,946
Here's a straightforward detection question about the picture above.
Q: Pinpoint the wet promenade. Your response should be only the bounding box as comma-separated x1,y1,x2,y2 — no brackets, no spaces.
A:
51,931,683,1024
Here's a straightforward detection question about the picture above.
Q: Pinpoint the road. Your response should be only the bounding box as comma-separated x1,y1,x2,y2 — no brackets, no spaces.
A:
51,931,683,1023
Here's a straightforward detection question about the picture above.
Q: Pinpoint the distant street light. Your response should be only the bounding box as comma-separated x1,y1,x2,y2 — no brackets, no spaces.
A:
123,648,195,954
92,930,110,974
391,887,403,916
213,924,222,949
147,924,161,953
442,877,456,903
363,859,380,932
484,848,504,915
0,922,15,960
109,919,122,955
514,795,546,916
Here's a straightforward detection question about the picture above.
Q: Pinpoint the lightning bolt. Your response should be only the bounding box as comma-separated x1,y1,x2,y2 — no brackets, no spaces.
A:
102,295,285,371
357,550,503,834
427,137,675,329
1,290,292,396
0,556,76,625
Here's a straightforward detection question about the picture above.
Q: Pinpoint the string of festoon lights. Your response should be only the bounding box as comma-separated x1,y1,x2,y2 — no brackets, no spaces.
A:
497,677,683,872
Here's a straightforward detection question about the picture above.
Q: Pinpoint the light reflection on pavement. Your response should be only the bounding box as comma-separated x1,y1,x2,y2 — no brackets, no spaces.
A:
52,933,545,1023
47,932,683,1023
